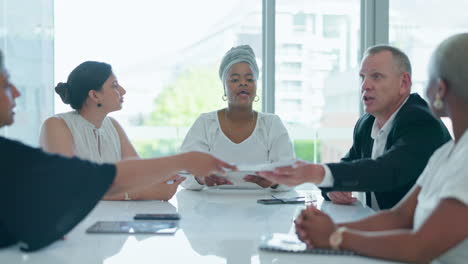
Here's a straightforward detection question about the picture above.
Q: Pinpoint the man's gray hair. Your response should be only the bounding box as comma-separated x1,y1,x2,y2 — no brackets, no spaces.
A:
430,32,468,101
364,45,412,76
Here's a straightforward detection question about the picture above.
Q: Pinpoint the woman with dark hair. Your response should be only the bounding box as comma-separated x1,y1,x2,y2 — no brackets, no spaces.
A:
40,61,182,201
0,50,235,251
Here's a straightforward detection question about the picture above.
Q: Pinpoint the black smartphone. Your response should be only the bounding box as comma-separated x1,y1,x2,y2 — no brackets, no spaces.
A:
134,213,181,220
257,197,305,205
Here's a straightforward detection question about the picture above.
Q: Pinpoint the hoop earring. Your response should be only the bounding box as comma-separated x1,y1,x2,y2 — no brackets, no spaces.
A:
97,103,102,108
254,95,260,102
433,94,443,110
222,95,227,101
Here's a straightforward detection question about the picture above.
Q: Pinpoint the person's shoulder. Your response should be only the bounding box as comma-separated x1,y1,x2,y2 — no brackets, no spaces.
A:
107,116,122,129
398,93,434,121
257,111,283,123
42,115,70,132
0,136,41,159
54,110,78,120
195,110,220,124
354,112,374,133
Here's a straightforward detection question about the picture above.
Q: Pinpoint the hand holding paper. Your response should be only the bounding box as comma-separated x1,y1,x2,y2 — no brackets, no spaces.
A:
257,160,326,187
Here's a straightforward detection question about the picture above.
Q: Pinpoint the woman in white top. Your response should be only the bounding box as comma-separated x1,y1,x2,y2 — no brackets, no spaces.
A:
260,34,468,263
40,61,184,201
180,45,295,191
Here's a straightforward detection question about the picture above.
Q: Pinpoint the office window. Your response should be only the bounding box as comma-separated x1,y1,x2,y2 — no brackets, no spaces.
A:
280,80,302,93
323,15,349,39
389,0,468,133
390,0,468,96
55,0,262,158
276,0,360,162
280,62,302,74
0,0,54,146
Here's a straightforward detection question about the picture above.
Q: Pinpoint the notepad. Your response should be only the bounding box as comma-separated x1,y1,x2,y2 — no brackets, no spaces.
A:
259,233,357,256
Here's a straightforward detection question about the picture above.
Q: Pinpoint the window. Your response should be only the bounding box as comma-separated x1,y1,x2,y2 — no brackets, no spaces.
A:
323,15,349,39
0,0,54,146
390,0,468,96
280,80,302,92
55,0,262,158
389,0,468,133
276,0,360,162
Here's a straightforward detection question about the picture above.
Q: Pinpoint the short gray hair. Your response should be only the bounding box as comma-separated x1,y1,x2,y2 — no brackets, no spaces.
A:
364,45,412,76
430,33,468,102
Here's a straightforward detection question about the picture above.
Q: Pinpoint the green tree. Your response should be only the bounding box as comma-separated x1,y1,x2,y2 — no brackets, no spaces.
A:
145,66,225,126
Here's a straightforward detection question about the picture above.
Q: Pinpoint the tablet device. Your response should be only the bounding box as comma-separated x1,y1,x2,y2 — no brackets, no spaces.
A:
86,221,178,234
134,213,180,220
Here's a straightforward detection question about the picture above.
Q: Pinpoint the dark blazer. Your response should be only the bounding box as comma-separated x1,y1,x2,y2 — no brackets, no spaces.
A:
321,93,451,209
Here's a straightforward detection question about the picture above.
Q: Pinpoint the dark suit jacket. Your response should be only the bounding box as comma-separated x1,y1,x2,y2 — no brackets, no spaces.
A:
321,93,451,209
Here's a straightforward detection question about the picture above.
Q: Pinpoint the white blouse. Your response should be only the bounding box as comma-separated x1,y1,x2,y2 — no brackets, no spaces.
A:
414,129,468,264
180,110,295,191
54,111,121,164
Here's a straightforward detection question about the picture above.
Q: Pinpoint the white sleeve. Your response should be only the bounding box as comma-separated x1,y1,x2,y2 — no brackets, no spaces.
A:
268,115,295,192
179,115,210,154
268,115,295,162
317,164,334,187
179,115,209,191
439,162,468,205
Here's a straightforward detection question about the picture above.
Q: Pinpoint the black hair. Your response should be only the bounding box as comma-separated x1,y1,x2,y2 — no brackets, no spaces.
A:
55,61,112,110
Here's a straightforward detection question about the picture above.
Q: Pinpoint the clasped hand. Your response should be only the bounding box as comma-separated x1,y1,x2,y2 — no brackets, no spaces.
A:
294,206,337,249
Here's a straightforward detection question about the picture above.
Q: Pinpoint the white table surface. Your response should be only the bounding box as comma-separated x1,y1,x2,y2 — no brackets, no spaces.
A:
0,188,404,264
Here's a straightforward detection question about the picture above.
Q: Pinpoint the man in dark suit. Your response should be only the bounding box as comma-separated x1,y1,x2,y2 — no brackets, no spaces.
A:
258,45,451,210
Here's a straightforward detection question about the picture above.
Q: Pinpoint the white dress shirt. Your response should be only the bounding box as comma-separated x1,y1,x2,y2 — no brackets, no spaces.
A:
414,129,468,264
320,97,409,210
179,110,295,191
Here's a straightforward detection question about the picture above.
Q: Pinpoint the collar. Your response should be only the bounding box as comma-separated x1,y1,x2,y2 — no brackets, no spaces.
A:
371,96,409,140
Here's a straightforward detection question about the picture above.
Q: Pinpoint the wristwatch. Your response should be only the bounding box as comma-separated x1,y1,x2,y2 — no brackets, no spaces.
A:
329,226,347,250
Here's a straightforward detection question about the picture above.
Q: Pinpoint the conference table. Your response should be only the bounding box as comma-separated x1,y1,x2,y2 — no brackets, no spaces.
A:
0,188,403,264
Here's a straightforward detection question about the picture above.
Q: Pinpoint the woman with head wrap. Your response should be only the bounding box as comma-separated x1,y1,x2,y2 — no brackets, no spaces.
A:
0,49,235,251
180,45,295,191
39,61,184,201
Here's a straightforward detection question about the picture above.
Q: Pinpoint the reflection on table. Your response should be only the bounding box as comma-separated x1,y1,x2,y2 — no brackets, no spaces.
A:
0,188,403,264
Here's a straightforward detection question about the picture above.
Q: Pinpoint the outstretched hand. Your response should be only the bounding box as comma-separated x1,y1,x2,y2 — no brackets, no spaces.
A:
195,174,233,186
183,151,237,178
257,160,325,187
243,175,274,188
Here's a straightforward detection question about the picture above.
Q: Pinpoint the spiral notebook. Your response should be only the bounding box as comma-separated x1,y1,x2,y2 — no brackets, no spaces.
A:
259,233,357,256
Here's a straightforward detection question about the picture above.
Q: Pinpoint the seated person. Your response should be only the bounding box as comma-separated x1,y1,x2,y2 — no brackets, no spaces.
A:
40,61,182,201
292,33,468,264
0,49,235,251
180,45,295,191
259,45,451,209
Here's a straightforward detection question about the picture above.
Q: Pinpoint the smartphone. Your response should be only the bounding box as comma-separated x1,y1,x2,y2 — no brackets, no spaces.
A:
134,213,181,220
257,197,305,205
